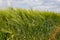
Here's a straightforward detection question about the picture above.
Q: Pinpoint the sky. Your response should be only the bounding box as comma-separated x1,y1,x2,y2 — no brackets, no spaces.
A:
0,0,60,12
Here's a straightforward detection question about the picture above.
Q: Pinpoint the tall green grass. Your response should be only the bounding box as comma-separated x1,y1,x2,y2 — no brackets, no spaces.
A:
0,8,60,40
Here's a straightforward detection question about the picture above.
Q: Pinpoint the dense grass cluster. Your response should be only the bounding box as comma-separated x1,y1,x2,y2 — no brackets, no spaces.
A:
0,8,60,40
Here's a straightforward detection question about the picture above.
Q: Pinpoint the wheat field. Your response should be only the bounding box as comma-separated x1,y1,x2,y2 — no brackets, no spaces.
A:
0,8,60,40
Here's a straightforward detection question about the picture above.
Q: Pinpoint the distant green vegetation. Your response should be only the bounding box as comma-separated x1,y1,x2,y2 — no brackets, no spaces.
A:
0,8,60,40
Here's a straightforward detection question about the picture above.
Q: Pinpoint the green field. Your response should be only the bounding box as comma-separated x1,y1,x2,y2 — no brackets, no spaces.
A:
0,8,60,40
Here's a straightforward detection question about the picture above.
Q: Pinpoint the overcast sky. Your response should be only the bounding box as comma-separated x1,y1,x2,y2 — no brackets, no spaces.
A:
0,0,60,12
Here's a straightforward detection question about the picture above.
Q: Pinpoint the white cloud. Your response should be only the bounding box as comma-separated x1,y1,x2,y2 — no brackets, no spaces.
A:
57,0,60,1
6,0,26,7
6,0,12,6
0,0,2,3
25,0,43,6
12,0,26,3
32,5,58,11
33,6,52,10
0,0,60,12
